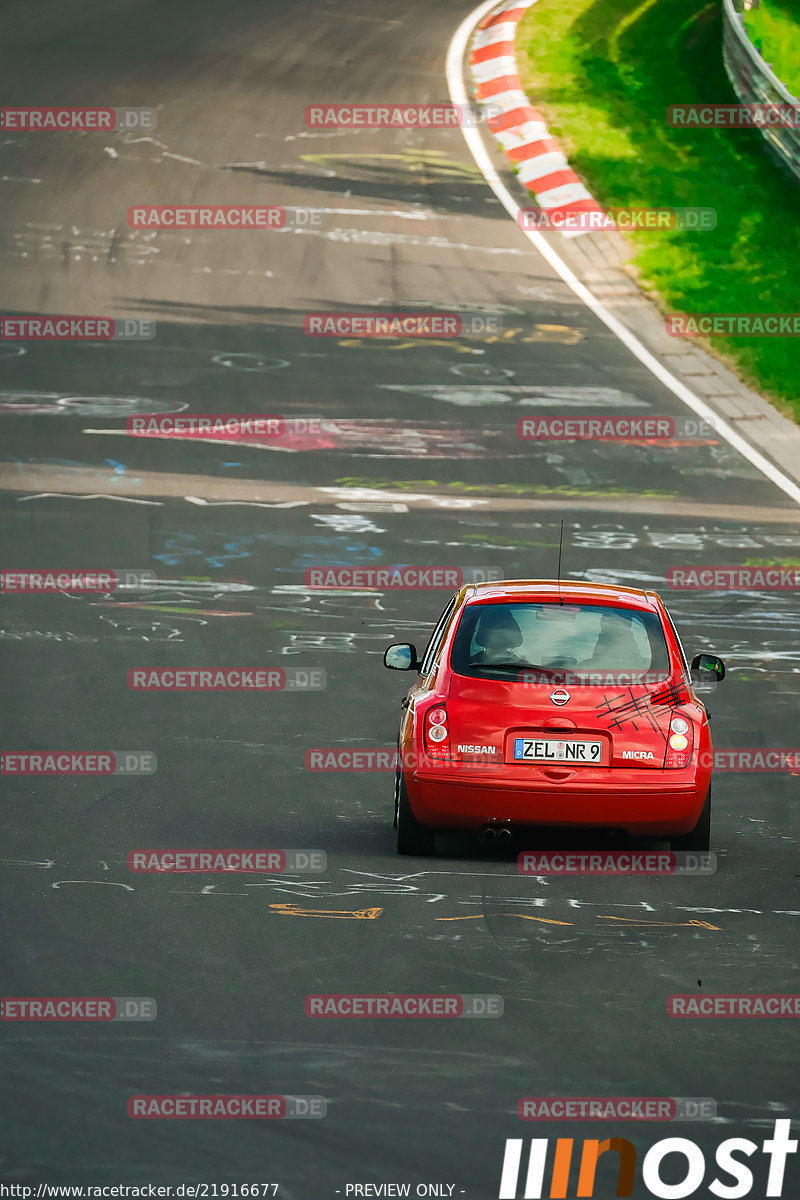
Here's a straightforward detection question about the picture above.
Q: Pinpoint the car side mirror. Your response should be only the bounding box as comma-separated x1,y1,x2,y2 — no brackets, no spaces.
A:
384,643,420,671
691,653,726,683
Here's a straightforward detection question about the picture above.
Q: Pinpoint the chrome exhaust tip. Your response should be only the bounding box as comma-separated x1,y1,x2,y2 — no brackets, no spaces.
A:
481,826,498,842
497,826,512,841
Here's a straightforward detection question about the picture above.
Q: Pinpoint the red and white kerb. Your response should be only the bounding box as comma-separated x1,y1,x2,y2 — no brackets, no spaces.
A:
471,0,600,233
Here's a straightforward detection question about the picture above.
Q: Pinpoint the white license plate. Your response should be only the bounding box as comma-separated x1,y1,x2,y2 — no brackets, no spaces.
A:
513,737,603,764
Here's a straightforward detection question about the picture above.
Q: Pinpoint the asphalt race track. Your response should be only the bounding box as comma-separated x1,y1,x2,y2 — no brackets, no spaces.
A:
0,1,798,1196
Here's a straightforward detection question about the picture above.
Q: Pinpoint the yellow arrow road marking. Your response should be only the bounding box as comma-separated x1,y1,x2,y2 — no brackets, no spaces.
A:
436,914,573,925
337,338,481,354
337,326,582,350
598,916,721,930
270,903,383,920
435,913,720,930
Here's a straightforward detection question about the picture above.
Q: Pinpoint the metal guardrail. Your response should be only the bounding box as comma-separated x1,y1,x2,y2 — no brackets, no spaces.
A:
722,0,800,185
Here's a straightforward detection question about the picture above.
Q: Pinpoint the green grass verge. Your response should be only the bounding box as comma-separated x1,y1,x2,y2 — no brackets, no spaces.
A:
744,0,800,97
515,0,800,419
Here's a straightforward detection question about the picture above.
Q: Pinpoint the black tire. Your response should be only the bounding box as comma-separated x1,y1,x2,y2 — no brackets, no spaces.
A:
670,785,711,853
393,761,401,829
396,773,436,856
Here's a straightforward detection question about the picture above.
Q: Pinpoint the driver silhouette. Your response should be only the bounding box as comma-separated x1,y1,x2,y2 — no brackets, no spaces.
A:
470,608,526,665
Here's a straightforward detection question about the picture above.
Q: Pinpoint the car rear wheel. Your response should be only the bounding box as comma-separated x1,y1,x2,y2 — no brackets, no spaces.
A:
396,773,436,856
670,785,711,853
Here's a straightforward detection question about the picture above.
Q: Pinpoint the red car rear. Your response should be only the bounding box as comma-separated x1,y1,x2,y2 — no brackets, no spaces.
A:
383,580,725,856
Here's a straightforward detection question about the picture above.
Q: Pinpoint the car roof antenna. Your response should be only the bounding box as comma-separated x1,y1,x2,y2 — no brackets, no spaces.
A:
557,519,564,604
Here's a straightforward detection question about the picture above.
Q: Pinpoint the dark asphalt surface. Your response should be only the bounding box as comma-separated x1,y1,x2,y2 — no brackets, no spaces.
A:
1,0,798,1195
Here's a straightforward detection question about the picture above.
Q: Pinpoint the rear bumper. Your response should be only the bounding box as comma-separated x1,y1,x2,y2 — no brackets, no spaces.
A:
405,764,709,835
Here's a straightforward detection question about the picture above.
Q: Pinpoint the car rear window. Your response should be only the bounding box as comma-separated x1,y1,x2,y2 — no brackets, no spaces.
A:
450,601,670,679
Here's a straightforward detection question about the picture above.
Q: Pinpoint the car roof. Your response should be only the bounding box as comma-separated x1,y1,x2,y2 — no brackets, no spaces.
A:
462,579,661,612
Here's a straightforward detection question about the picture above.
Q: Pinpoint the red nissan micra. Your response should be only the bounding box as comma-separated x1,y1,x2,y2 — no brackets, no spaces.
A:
383,580,725,856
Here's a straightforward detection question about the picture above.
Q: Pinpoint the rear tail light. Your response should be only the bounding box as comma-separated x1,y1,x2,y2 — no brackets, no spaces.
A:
665,714,694,768
424,704,451,759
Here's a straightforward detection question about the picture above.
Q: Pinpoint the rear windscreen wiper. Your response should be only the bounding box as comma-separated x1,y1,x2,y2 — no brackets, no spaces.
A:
473,662,561,675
